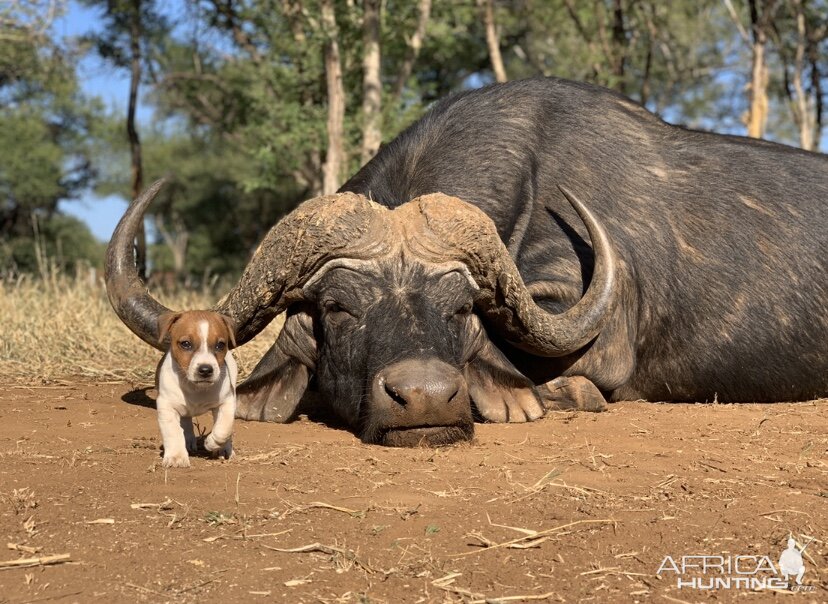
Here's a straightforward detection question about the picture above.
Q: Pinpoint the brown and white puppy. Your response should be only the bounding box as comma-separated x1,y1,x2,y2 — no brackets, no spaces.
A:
156,310,238,468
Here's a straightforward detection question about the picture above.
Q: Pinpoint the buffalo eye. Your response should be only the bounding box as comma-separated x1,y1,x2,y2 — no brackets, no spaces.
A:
215,341,226,352
324,300,343,314
454,303,473,318
323,300,356,318
179,340,192,351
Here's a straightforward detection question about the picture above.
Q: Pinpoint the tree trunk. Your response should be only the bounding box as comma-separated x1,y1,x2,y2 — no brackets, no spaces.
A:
746,0,771,139
789,0,814,150
478,0,507,83
128,0,146,279
391,0,431,104
321,0,345,195
640,48,652,105
282,0,324,196
747,39,769,139
808,47,823,150
361,0,382,164
610,0,626,93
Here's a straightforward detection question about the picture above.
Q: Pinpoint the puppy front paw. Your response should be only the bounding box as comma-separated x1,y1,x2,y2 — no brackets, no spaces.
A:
218,442,234,460
162,450,191,468
204,435,233,460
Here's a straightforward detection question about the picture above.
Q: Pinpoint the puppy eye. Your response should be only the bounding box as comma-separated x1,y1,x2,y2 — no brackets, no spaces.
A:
215,341,226,351
179,340,192,350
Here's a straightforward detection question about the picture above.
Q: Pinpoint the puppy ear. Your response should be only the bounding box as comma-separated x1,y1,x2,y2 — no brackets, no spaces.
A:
220,314,237,349
157,312,182,346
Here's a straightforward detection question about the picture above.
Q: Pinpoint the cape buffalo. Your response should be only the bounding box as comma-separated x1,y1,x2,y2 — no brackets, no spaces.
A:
106,77,828,447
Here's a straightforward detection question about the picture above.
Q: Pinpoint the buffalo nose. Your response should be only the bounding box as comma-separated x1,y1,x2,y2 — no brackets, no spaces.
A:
197,364,214,378
374,359,463,412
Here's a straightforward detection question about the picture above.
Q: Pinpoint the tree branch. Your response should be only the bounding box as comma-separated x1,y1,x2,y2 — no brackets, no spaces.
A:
477,0,507,83
391,0,431,104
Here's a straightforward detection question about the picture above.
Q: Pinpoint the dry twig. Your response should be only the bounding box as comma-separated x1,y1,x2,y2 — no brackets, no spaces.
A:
0,553,70,570
454,518,617,557
6,543,40,554
130,498,173,510
471,593,559,603
305,501,367,517
262,542,375,573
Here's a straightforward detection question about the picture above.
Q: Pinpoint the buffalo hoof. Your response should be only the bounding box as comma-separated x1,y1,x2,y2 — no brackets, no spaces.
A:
470,382,545,423
235,376,306,423
538,376,607,412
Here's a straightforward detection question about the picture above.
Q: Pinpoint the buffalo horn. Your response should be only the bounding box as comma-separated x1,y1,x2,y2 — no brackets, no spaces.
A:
105,179,174,350
402,186,617,357
106,179,389,349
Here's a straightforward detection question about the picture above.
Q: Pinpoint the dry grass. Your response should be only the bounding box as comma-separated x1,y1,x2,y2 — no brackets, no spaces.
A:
0,274,283,384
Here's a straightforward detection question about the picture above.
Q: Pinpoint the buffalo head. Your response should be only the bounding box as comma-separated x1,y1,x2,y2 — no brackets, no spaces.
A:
106,183,617,446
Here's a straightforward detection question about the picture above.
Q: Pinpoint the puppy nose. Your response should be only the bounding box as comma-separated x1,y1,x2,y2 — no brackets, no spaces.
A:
197,364,214,378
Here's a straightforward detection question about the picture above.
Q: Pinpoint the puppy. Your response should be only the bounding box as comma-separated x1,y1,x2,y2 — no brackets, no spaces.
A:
156,310,238,468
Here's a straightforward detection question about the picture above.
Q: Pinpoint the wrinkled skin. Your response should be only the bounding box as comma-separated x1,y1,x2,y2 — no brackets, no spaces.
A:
313,263,478,445
238,259,560,446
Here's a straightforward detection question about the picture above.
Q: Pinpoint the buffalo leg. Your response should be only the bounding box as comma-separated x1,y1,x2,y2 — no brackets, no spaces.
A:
235,310,315,422
464,331,545,423
538,376,607,412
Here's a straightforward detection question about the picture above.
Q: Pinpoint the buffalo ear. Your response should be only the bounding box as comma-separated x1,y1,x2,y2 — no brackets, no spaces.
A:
157,312,182,346
235,309,316,423
464,336,545,423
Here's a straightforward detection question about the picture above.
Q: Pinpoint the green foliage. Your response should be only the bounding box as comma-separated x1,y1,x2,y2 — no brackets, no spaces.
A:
0,108,64,212
3,0,826,281
0,213,105,275
0,3,102,277
78,0,170,69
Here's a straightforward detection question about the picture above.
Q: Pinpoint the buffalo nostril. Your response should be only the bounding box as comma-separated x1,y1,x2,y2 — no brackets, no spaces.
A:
384,382,408,407
446,384,460,404
197,364,214,378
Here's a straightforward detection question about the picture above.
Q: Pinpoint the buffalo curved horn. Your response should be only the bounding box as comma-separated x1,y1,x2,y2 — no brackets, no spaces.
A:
214,191,391,344
106,180,391,350
402,186,617,357
105,179,174,350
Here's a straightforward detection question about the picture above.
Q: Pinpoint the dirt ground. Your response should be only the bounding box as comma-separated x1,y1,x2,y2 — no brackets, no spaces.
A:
0,383,825,603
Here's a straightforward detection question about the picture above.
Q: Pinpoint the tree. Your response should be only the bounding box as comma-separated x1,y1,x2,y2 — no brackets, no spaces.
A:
0,1,102,276
361,0,382,163
72,0,824,286
321,0,346,194
389,0,432,107
126,0,146,276
746,0,779,138
508,0,733,121
478,0,507,83
81,0,167,278
774,0,827,150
